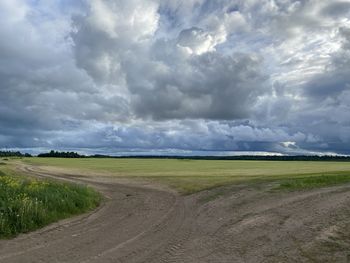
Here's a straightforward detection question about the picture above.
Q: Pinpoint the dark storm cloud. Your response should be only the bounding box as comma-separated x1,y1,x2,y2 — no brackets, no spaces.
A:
1,0,350,155
0,1,130,149
129,50,268,120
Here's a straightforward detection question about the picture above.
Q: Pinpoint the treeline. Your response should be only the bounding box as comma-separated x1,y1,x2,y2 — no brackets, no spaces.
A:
169,155,350,161
93,155,350,161
37,150,84,158
64,154,350,161
4,149,350,161
0,151,31,157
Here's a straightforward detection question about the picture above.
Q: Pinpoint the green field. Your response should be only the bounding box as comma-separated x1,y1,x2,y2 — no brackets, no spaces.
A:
23,158,350,194
0,165,101,238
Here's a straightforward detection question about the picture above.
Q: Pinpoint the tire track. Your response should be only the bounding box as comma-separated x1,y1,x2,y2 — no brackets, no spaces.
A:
0,164,190,263
1,163,350,262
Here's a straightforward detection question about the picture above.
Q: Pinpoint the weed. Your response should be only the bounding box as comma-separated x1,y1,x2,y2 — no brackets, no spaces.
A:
0,170,101,238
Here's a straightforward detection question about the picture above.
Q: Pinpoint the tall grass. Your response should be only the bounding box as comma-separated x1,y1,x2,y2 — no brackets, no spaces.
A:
0,171,101,238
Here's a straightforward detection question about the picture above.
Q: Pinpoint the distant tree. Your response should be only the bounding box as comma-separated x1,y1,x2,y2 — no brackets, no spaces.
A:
0,151,31,157
38,150,84,158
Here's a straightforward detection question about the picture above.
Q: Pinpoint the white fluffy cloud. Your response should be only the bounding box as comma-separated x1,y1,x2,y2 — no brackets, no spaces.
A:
87,0,159,40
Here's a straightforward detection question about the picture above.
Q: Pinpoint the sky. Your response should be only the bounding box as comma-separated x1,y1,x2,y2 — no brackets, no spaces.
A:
0,0,350,156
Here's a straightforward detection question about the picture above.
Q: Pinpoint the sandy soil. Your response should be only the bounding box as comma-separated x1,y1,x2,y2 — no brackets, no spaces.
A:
0,164,349,263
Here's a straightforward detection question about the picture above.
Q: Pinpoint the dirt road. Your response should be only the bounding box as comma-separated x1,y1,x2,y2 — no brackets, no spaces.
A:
0,164,349,262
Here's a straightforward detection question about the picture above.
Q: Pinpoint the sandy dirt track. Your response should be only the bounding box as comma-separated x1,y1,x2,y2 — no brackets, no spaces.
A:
0,164,350,262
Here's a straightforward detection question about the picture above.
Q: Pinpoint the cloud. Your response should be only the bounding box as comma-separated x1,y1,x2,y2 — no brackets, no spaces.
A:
1,0,350,155
129,50,268,120
72,0,269,121
321,1,350,17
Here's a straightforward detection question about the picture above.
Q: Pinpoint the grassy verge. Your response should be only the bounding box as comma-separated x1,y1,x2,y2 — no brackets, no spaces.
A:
0,166,101,239
276,172,350,191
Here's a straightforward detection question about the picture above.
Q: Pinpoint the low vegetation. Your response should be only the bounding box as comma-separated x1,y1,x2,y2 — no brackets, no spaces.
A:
277,172,350,190
0,167,101,239
24,158,350,194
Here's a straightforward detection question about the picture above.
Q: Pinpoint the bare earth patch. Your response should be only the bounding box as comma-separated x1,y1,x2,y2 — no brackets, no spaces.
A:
0,164,349,262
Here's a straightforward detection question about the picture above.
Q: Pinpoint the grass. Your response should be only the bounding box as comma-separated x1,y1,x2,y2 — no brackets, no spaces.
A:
277,172,350,190
25,158,350,176
0,166,101,239
24,158,350,194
